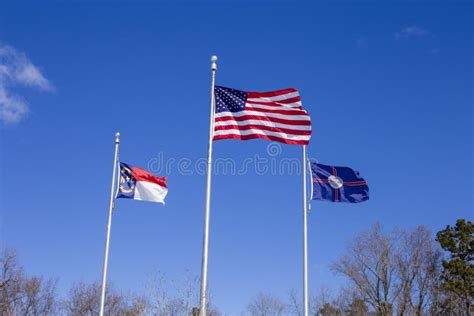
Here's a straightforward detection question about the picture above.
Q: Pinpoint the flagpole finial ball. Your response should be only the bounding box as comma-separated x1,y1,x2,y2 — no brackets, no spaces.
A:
115,132,120,138
211,56,218,63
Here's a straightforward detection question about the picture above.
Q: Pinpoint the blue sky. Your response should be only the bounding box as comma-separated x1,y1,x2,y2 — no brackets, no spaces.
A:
1,1,472,313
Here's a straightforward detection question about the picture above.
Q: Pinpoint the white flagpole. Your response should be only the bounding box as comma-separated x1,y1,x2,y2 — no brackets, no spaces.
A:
99,132,120,316
302,145,309,316
199,55,218,316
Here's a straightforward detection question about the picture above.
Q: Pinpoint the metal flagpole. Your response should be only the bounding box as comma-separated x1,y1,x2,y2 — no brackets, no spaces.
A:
99,132,120,316
302,145,309,316
199,55,218,316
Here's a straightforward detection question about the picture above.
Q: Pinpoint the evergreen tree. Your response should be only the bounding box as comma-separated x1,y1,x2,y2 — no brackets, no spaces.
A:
436,219,474,315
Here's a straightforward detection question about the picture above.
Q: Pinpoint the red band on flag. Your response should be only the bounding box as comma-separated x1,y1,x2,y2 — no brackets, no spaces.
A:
247,96,301,106
213,134,308,145
343,181,368,186
313,179,329,183
247,88,298,98
215,115,311,126
214,124,312,136
132,167,167,188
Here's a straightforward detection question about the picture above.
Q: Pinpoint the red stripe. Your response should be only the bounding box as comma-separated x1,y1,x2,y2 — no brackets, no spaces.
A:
247,88,298,98
215,114,311,126
247,103,303,110
132,167,167,188
214,124,311,135
244,105,308,116
343,181,368,186
313,179,329,183
247,96,301,105
213,134,308,145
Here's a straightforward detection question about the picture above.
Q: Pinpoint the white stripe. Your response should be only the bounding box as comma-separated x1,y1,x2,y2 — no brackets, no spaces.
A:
134,181,168,204
283,101,302,108
215,110,311,121
246,91,299,102
245,104,307,114
246,102,302,111
214,119,312,131
214,128,310,141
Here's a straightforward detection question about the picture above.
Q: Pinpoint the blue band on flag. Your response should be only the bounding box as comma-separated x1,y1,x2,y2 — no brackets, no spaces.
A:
310,162,369,203
116,162,136,199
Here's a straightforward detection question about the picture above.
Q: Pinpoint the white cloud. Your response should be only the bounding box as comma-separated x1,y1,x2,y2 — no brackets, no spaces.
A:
0,44,53,124
395,26,430,40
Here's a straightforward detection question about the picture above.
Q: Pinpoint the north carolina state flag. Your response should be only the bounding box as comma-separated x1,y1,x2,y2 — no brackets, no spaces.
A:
116,162,168,204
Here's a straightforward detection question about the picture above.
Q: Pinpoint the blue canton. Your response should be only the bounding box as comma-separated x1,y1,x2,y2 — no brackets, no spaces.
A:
215,86,247,113
116,162,136,199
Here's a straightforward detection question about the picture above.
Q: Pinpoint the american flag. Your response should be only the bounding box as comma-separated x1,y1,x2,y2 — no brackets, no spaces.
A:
213,86,312,145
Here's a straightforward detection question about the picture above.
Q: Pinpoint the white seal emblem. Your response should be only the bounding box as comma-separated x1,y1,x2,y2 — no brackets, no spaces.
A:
328,175,343,189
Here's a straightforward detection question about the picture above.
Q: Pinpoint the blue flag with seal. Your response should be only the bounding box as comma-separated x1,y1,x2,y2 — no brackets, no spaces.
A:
310,162,369,203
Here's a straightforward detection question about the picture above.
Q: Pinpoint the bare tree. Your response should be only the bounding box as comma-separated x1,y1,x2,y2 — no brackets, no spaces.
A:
429,276,467,316
332,223,399,315
145,270,219,315
126,296,148,316
331,287,368,316
247,292,287,316
1,248,58,316
63,281,145,316
346,298,368,316
317,302,342,316
310,287,334,315
145,272,175,315
145,270,198,315
287,289,302,316
309,287,366,316
0,248,23,315
18,276,57,315
395,225,442,315
332,224,447,316
63,281,100,315
289,287,357,316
